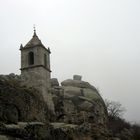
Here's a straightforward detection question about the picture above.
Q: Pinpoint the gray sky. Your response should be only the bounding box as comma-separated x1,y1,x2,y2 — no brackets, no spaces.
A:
0,0,140,123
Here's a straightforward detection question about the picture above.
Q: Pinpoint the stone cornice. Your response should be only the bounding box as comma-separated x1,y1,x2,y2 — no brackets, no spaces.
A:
20,65,51,72
20,45,51,54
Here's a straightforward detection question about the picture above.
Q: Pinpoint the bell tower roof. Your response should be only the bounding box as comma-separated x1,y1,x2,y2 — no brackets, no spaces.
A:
20,28,51,53
24,29,43,48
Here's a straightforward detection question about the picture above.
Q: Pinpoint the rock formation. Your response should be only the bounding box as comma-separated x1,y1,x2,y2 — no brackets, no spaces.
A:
51,75,108,125
0,30,116,139
0,74,47,124
61,75,108,125
0,74,112,139
50,75,111,139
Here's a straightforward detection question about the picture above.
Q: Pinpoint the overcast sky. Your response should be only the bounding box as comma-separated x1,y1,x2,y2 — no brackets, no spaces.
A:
0,0,140,123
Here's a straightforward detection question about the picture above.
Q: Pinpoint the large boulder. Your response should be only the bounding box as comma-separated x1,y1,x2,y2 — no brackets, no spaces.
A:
50,78,59,87
61,75,108,125
51,78,64,121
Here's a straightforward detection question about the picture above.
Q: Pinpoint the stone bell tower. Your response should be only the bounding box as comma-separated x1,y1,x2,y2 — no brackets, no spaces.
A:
20,29,53,109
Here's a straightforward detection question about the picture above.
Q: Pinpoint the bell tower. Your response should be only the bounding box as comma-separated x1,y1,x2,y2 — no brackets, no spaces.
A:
20,29,52,105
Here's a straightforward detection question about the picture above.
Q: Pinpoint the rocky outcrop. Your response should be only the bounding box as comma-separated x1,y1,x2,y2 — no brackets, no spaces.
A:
0,74,111,140
0,122,112,140
50,75,111,139
61,75,108,126
51,78,64,122
0,74,47,124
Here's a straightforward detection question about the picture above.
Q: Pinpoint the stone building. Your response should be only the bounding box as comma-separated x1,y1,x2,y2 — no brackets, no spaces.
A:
20,29,54,111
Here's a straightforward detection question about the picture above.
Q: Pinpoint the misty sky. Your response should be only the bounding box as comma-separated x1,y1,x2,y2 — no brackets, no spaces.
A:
0,0,140,123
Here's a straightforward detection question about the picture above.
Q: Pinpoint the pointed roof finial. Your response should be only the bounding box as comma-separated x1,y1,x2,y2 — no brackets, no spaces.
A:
33,24,37,37
20,44,23,50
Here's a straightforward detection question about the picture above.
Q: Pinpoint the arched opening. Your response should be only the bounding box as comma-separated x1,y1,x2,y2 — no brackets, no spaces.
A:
44,54,47,68
28,51,34,65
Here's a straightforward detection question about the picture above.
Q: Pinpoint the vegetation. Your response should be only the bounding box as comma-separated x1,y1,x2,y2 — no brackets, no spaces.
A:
105,99,125,118
105,99,140,140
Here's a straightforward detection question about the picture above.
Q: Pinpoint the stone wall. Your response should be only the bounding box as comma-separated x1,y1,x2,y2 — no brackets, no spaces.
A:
20,41,53,113
21,67,54,114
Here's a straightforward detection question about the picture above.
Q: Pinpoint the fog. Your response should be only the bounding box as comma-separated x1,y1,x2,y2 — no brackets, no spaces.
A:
0,0,140,123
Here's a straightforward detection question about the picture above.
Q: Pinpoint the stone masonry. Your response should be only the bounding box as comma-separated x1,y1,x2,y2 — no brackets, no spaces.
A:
20,29,54,112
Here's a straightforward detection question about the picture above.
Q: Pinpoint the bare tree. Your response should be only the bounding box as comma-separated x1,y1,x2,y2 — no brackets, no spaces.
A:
105,99,126,118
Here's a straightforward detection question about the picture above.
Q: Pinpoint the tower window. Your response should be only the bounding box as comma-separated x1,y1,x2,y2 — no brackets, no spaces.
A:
28,51,34,65
44,54,47,67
